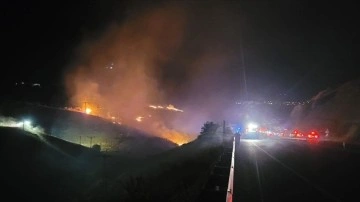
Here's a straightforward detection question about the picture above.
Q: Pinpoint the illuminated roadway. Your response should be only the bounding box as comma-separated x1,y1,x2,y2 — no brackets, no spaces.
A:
233,136,360,202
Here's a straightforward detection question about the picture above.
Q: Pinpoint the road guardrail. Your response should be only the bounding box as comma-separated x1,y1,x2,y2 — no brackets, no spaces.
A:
226,136,235,202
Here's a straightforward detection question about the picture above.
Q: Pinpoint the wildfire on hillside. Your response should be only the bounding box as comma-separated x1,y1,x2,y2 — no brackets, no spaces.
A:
65,1,236,146
65,100,193,145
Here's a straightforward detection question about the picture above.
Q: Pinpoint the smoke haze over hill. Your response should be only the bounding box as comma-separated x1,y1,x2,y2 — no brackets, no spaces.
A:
65,1,243,143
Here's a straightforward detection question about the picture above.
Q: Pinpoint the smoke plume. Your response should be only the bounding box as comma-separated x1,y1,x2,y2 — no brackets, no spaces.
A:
66,1,242,144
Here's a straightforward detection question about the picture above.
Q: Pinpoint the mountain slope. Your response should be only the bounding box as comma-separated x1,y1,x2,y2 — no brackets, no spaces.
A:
0,127,101,201
0,102,177,155
290,79,360,140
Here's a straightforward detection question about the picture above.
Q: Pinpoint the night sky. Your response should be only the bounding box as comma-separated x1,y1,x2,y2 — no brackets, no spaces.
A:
2,0,359,102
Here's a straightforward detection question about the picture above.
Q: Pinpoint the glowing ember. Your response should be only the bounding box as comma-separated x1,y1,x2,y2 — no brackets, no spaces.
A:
136,116,144,122
85,108,92,114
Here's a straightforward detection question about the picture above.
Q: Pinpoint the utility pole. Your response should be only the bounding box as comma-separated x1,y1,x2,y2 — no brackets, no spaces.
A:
87,136,95,147
239,15,248,102
79,136,82,145
240,43,248,101
223,120,226,135
222,120,226,145
83,101,88,112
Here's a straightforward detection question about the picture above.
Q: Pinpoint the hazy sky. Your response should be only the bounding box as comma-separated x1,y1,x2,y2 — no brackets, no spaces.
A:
2,0,359,101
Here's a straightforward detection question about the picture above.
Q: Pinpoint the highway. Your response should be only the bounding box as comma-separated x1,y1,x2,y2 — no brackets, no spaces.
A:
233,136,360,202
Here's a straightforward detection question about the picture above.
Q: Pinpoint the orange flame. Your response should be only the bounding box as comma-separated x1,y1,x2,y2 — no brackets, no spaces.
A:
149,104,183,112
85,108,92,114
166,104,183,112
136,116,144,122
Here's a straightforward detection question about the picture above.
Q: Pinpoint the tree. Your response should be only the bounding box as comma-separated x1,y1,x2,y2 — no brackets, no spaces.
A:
200,121,220,136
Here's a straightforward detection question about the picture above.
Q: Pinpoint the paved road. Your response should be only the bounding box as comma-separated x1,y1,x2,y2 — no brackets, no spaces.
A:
233,136,360,202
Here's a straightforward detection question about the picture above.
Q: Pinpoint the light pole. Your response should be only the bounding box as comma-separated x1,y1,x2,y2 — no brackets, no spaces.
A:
23,120,31,131
87,136,95,147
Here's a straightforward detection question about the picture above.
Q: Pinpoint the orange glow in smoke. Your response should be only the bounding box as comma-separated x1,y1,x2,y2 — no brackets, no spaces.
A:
65,3,192,146
161,131,192,146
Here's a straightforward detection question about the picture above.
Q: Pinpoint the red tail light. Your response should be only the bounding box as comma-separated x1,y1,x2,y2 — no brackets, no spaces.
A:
315,135,318,138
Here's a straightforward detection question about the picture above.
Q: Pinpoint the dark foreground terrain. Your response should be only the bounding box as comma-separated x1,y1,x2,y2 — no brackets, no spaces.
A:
0,127,101,201
0,126,227,202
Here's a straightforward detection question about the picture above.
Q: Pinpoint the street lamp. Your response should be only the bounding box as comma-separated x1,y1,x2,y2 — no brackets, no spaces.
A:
247,122,258,132
23,119,31,131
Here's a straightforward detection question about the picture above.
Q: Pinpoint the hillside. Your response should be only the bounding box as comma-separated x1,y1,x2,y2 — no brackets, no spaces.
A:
82,132,230,202
0,102,177,155
289,79,360,141
0,124,229,202
0,127,101,201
